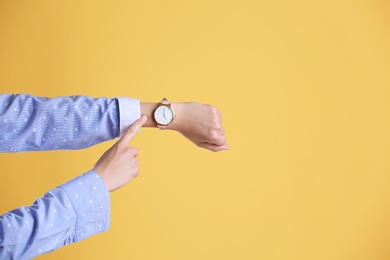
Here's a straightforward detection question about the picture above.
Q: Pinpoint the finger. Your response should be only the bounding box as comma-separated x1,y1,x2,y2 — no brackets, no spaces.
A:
199,142,230,152
129,147,139,157
212,134,227,146
117,115,147,146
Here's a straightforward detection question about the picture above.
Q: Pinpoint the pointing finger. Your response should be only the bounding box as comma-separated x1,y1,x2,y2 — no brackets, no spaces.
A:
117,115,147,146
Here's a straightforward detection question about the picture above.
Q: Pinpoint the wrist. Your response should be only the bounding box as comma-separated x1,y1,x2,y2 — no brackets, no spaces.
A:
93,167,113,192
140,101,184,131
169,102,184,131
140,102,159,128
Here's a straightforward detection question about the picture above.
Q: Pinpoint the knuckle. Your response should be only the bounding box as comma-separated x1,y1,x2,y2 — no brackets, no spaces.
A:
209,131,220,143
212,113,220,123
130,147,139,155
133,167,140,177
214,125,223,132
211,106,221,116
123,147,132,155
208,105,216,114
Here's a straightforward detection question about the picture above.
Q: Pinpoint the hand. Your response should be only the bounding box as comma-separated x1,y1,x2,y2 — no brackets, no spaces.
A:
170,102,229,152
93,115,147,192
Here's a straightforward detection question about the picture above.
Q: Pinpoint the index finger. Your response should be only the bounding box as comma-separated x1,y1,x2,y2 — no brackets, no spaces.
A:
117,115,147,146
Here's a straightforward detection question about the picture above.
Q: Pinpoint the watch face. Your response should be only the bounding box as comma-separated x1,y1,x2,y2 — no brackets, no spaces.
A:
154,105,174,125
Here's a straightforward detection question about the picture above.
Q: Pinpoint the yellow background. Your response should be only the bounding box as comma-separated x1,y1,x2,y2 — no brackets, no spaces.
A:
1,0,390,259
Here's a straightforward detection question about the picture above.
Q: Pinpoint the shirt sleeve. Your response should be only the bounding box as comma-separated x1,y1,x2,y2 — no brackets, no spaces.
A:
0,170,110,260
117,97,141,138
0,94,140,152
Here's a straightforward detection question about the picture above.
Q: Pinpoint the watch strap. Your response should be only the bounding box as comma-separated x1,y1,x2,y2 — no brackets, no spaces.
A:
161,98,170,106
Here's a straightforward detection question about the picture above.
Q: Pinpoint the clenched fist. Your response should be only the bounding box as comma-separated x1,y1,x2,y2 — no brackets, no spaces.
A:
170,102,229,152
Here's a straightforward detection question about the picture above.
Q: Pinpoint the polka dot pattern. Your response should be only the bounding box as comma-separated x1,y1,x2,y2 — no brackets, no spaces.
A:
0,94,132,152
0,171,110,259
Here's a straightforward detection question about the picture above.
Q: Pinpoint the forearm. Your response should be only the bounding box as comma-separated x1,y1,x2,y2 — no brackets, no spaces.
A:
0,94,142,152
0,94,120,152
0,171,110,259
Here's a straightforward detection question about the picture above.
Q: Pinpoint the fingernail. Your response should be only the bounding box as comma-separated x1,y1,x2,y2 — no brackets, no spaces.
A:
141,115,147,121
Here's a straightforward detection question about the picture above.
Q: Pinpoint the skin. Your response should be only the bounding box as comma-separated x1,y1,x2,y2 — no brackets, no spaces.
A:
93,115,146,192
141,102,229,152
94,102,229,192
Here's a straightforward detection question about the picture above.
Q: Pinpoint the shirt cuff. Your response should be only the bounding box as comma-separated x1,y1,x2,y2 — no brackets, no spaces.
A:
58,170,110,243
117,97,141,137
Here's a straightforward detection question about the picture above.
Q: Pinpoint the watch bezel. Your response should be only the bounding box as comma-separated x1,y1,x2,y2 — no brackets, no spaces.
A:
154,104,175,126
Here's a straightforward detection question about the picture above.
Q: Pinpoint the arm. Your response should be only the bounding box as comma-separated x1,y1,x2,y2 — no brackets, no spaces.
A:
0,117,146,259
0,94,140,152
0,170,110,259
0,94,228,153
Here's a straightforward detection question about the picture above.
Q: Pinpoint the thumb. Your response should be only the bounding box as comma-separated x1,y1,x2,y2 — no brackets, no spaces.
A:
117,115,147,146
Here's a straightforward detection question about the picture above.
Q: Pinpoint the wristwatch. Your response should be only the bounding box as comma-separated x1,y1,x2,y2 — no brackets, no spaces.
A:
153,98,175,129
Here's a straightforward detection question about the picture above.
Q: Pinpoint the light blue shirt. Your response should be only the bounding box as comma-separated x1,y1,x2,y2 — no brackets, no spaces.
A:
0,94,140,259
